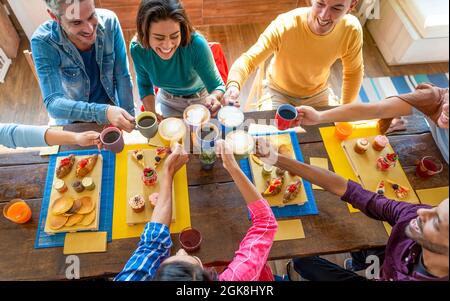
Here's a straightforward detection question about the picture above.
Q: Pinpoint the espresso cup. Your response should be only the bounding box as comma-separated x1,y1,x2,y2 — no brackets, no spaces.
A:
275,104,298,130
100,126,124,153
225,130,255,161
136,112,159,139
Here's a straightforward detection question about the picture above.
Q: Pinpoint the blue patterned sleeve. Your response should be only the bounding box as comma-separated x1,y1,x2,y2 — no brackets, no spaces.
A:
114,222,172,281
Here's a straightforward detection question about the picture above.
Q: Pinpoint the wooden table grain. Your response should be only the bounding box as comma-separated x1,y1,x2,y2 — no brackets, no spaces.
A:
0,110,447,280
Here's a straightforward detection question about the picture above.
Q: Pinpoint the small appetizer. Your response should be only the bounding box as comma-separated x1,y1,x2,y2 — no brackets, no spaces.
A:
283,180,302,203
81,177,95,191
76,154,98,178
373,135,389,151
154,147,170,167
132,150,145,168
56,154,75,179
72,180,85,193
262,177,284,197
387,180,410,199
262,164,273,176
54,179,68,193
129,195,146,213
354,138,370,154
375,180,385,195
376,153,398,171
142,167,158,186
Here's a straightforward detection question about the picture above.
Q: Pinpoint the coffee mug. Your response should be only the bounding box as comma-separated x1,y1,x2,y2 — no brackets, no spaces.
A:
100,126,124,153
275,104,298,130
136,112,159,139
195,123,220,151
179,227,202,253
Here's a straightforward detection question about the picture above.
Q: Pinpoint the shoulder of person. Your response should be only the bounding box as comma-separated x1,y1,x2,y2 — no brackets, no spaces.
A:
129,37,146,55
267,7,306,34
188,32,210,52
96,8,120,29
30,20,56,43
341,14,363,36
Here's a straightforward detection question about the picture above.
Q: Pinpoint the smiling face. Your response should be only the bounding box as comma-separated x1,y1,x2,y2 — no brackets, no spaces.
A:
437,91,449,128
406,199,449,256
308,0,357,35
149,19,182,60
48,0,98,51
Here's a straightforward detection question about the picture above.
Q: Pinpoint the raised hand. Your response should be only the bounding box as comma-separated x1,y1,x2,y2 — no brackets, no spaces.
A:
106,106,136,133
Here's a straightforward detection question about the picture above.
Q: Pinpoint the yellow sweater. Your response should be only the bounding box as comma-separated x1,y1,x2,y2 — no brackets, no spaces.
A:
227,8,364,104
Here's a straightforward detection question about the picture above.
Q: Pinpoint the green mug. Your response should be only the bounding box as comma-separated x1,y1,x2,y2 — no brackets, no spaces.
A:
136,112,159,139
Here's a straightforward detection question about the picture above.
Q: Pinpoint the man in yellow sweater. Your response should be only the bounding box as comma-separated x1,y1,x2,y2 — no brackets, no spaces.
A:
225,0,364,109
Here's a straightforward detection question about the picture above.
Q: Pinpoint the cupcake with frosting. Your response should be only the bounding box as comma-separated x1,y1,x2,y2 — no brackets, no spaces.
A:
354,138,370,154
129,195,145,213
372,135,389,151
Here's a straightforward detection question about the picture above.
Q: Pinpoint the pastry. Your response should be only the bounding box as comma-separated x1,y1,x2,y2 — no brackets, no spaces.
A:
262,177,284,197
76,196,95,214
262,164,273,176
78,210,96,226
372,135,389,151
154,147,170,167
251,154,263,166
375,180,385,195
72,180,85,193
129,195,145,213
354,138,370,154
54,179,68,193
81,177,95,191
51,196,74,215
76,154,98,178
66,197,82,215
64,214,84,227
56,154,75,179
283,180,302,203
387,180,410,199
376,153,398,171
48,214,69,230
142,167,158,186
132,150,145,168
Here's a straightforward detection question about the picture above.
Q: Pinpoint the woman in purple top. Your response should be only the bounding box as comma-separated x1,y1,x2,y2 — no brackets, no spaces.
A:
255,138,449,281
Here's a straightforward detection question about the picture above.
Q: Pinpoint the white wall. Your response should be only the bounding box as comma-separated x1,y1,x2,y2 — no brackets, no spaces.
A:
7,0,49,40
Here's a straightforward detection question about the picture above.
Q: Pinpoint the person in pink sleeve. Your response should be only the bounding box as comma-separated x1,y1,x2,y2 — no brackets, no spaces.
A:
153,139,278,281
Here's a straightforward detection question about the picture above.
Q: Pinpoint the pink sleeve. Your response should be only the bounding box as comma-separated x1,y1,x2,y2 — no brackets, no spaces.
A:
219,199,278,281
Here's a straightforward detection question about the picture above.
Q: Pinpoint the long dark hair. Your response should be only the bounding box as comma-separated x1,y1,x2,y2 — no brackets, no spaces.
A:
136,0,195,49
153,261,219,281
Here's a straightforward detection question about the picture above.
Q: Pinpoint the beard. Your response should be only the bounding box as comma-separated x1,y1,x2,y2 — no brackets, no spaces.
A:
405,226,449,256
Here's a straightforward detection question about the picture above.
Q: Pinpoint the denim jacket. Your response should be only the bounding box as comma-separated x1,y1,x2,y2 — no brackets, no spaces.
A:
31,9,134,125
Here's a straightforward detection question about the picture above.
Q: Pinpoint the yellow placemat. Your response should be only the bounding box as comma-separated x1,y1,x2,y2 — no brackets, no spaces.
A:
274,219,305,241
320,124,381,213
63,231,107,254
416,186,449,207
309,157,329,190
112,144,191,239
39,126,63,156
342,136,419,205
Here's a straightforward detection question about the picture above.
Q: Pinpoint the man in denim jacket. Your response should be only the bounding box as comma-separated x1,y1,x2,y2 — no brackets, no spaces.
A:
31,0,135,132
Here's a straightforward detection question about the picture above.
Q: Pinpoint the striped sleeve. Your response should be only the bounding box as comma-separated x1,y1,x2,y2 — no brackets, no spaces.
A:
114,222,172,281
219,199,278,281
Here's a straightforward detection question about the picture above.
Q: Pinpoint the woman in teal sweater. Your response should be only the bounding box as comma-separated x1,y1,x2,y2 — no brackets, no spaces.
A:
131,0,226,119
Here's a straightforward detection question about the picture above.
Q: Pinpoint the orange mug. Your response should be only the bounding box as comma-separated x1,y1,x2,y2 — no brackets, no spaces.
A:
3,199,32,224
335,122,353,140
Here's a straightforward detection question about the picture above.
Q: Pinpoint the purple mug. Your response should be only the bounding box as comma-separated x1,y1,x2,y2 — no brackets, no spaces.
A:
100,127,124,153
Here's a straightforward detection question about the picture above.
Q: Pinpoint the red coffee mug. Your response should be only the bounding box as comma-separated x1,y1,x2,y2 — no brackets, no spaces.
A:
275,104,298,130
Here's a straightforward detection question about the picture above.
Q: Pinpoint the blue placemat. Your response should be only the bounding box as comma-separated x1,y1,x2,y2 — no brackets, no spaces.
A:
35,149,115,249
239,131,319,218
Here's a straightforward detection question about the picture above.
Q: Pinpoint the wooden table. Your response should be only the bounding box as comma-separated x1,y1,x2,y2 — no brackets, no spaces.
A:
0,110,448,280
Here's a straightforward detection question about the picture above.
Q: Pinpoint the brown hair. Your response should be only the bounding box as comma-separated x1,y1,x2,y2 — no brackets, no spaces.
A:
136,0,195,49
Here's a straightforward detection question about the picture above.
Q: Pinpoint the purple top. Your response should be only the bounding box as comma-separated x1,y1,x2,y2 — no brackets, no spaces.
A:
341,180,448,281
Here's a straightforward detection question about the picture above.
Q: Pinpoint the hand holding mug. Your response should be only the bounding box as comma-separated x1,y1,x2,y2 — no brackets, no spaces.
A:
106,106,135,133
